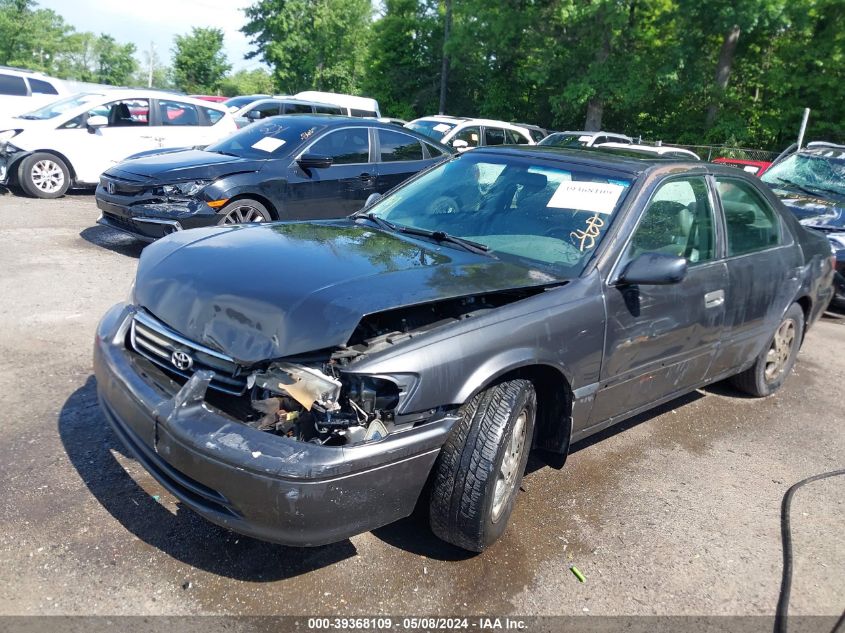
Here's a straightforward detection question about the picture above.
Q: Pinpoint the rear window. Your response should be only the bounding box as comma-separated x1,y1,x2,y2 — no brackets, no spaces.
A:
0,74,27,96
28,78,58,95
202,106,224,125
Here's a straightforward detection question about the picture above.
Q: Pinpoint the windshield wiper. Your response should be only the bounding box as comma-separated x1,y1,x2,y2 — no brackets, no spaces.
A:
352,211,398,232
397,226,494,257
16,114,42,120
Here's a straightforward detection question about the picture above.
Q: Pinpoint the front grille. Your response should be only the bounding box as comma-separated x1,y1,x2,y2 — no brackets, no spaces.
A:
129,310,248,395
100,175,147,196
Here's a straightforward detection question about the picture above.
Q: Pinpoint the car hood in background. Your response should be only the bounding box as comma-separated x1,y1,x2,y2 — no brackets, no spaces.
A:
105,149,266,183
133,220,563,364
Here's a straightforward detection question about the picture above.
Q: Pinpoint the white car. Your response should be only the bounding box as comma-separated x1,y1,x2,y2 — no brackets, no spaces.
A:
0,67,68,118
293,91,381,118
539,130,633,148
596,142,701,160
405,116,536,151
0,90,237,198
229,96,344,128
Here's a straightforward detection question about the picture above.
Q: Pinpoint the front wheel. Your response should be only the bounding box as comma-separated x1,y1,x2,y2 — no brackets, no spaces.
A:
429,379,536,552
216,198,272,225
730,302,804,397
18,152,70,198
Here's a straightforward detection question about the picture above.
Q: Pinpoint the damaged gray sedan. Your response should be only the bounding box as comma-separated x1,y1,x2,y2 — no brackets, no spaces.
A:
94,147,834,551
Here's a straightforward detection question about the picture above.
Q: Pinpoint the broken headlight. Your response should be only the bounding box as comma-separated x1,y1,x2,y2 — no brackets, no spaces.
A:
160,180,212,198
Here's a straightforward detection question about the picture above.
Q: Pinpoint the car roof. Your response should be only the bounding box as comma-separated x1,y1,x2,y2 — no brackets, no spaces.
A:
797,144,845,160
76,89,229,110
599,142,700,159
293,91,379,111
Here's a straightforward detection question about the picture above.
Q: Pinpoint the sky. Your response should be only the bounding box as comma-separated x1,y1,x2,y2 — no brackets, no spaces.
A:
38,0,264,71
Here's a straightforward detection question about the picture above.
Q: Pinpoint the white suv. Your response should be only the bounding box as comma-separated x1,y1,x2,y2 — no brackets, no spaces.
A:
406,116,536,152
0,67,68,118
0,90,237,198
538,130,633,148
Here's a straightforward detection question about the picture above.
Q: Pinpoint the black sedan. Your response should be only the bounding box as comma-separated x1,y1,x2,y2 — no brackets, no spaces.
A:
95,115,451,241
94,147,834,552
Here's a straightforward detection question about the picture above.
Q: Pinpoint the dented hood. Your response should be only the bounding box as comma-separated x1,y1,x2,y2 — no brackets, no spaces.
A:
105,149,265,183
134,220,562,364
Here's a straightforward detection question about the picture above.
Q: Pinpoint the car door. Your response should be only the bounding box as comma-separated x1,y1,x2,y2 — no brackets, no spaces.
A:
483,126,507,147
285,126,376,219
0,73,30,117
151,98,211,148
707,176,804,377
589,175,728,425
58,98,158,183
375,127,431,192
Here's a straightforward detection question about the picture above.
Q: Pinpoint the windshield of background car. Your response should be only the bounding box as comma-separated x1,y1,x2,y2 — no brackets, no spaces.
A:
205,118,326,159
538,133,589,148
406,120,457,141
762,152,845,198
368,153,633,276
17,93,104,120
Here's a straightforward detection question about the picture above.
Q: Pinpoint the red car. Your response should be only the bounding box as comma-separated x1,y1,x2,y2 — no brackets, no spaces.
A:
712,157,772,177
190,95,228,103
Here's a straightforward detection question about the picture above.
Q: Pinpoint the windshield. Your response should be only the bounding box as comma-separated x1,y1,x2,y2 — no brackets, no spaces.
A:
538,133,590,148
406,120,457,141
366,153,633,275
17,92,105,120
762,152,845,198
206,118,326,159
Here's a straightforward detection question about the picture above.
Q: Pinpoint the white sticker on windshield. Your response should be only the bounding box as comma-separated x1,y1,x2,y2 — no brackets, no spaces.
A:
251,137,286,152
433,123,451,132
578,135,593,142
547,181,624,214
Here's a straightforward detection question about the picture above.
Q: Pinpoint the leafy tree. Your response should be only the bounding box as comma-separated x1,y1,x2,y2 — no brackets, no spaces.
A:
172,27,231,93
242,0,372,94
219,67,275,96
0,0,70,72
94,35,137,86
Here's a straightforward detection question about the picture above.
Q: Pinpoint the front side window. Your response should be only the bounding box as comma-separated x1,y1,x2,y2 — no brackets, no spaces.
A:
158,100,199,126
628,177,716,264
28,78,58,95
538,133,589,148
453,126,480,148
0,74,27,96
368,153,632,275
378,129,423,162
249,102,281,119
98,99,150,127
308,127,370,164
717,178,782,256
507,129,531,144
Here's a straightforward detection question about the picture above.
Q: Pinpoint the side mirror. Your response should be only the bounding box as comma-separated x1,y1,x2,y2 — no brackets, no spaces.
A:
618,253,687,286
246,110,261,120
297,154,333,170
452,139,469,152
364,192,382,208
86,115,108,133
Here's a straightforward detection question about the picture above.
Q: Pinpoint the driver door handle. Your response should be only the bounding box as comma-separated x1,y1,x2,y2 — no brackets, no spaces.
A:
359,172,376,184
704,289,725,309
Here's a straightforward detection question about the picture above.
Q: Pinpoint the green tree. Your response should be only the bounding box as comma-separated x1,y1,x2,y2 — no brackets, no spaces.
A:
172,27,231,93
94,34,137,86
242,0,372,94
219,67,275,96
0,0,70,72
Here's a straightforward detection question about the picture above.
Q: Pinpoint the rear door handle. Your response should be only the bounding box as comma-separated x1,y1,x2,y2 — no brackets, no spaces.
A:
359,172,376,184
704,289,725,309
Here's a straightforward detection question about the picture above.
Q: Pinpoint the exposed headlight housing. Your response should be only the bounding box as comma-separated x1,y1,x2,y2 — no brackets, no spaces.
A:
0,130,23,153
160,180,212,198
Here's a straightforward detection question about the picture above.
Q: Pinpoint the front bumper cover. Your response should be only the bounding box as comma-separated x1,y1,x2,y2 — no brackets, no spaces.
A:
94,303,455,546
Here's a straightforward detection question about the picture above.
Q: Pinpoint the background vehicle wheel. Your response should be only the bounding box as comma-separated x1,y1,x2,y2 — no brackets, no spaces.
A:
18,153,70,198
731,302,804,397
429,379,536,552
216,198,272,225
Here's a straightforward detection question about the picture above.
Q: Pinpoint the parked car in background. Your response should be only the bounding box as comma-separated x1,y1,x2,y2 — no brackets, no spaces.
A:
191,95,228,103
0,66,68,118
294,91,381,118
406,115,536,152
222,94,272,112
712,157,772,176
596,142,700,160
378,117,408,127
761,142,845,306
230,97,344,128
0,90,236,198
514,122,548,142
539,130,633,148
95,115,452,240
94,147,833,554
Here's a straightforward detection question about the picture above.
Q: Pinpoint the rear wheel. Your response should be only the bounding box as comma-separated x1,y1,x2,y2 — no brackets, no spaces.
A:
18,152,70,198
731,302,804,397
429,379,536,552
216,198,272,225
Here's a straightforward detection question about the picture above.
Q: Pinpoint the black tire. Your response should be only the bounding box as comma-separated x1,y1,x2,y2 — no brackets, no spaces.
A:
18,152,70,198
216,198,272,225
731,302,804,397
429,379,536,552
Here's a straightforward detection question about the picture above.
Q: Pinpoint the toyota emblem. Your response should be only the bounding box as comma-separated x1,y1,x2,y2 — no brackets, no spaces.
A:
170,350,194,371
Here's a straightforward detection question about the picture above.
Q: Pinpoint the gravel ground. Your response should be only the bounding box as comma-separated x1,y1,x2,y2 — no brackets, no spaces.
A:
0,190,842,618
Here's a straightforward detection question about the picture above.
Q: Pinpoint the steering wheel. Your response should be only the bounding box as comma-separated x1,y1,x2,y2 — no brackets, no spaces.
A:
426,195,460,215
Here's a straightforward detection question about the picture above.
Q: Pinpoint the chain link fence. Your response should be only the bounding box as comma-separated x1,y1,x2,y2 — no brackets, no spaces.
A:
639,140,779,162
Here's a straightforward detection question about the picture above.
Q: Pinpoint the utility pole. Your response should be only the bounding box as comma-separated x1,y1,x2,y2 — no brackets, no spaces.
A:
796,108,810,150
147,42,155,88
438,0,452,115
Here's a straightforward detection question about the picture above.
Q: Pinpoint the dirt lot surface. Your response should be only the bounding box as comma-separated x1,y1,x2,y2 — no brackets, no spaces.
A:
0,191,842,618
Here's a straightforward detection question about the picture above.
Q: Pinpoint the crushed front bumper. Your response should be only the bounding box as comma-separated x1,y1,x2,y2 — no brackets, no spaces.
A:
94,303,455,546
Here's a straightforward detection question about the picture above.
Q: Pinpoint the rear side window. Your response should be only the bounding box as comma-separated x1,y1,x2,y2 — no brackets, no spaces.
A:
284,102,313,114
0,74,27,96
506,129,530,145
314,104,342,114
158,100,199,126
308,127,370,164
424,141,450,158
350,108,377,118
28,78,58,95
484,127,507,146
716,178,782,256
202,106,224,125
378,129,423,162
